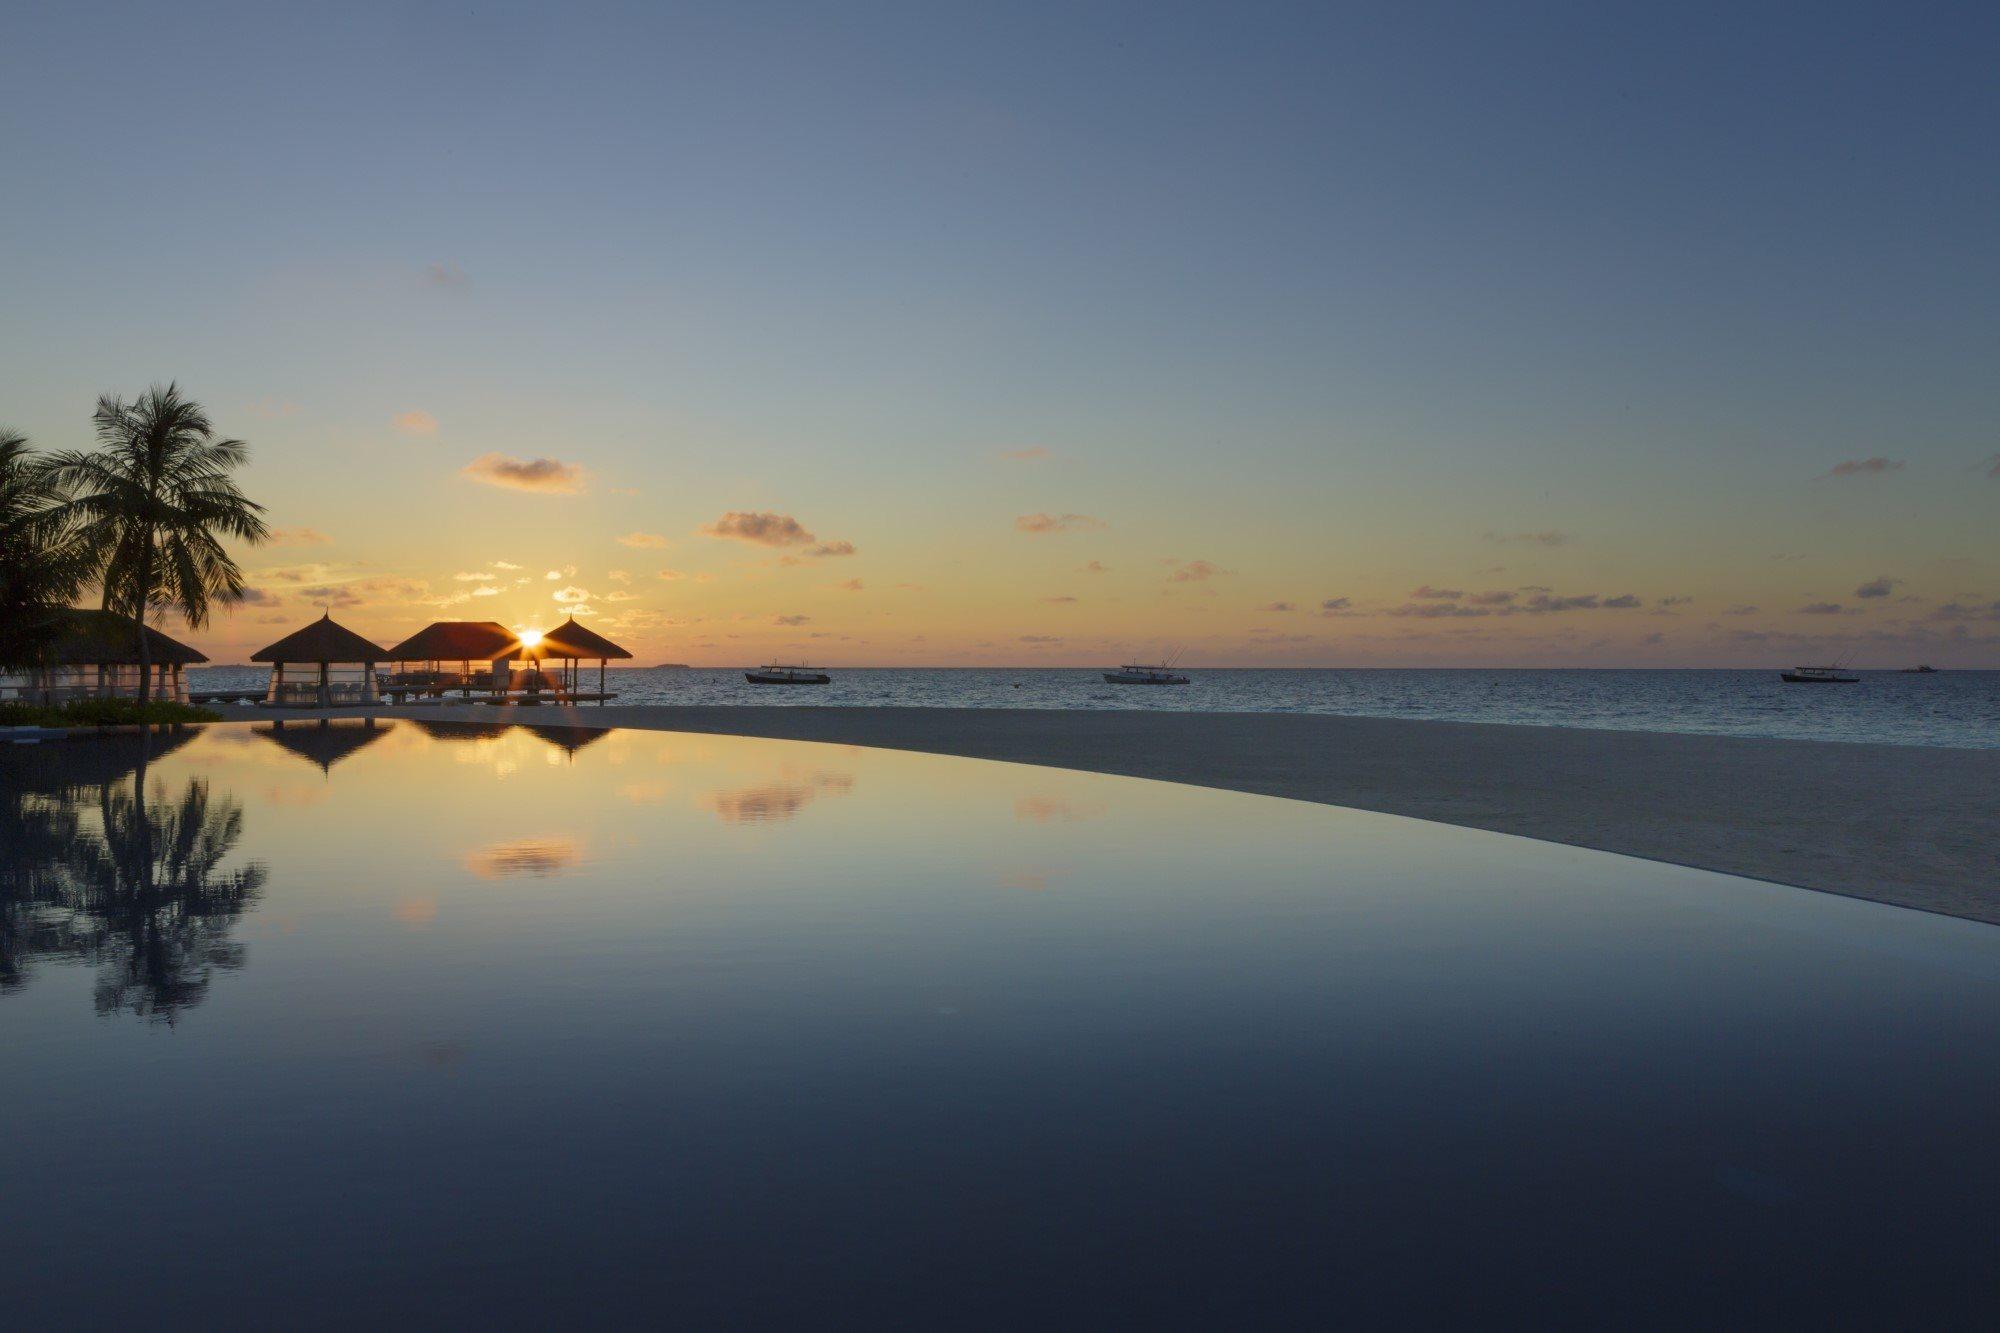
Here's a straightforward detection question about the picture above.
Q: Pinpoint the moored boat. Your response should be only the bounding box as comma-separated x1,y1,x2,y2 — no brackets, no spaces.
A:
1780,665,1859,684
1103,663,1190,685
745,664,830,685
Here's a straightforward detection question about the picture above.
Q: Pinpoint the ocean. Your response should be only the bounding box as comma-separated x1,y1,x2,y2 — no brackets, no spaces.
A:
183,666,2000,750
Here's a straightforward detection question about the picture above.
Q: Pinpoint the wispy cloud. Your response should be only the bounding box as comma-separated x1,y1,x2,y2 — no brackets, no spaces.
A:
393,410,438,437
425,262,469,288
552,585,591,604
772,614,811,626
1015,512,1105,535
702,511,815,546
1410,585,1462,600
1820,457,1902,479
462,453,585,494
618,532,670,549
1854,576,1900,599
1078,560,1109,574
1263,601,1295,612
236,588,282,606
1167,559,1231,583
1000,446,1053,462
1044,594,1079,603
1798,601,1849,615
267,527,330,546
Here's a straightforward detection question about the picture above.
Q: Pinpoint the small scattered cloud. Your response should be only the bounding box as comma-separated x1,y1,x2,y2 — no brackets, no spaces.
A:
1000,446,1053,462
1929,600,2000,622
552,585,592,604
1985,453,2000,479
1798,602,1848,615
771,614,811,626
607,570,631,584
656,569,685,581
462,453,585,494
1320,597,1352,613
472,585,500,597
1656,595,1694,608
1018,634,1063,644
1390,602,1490,619
834,579,864,592
1078,560,1109,574
393,410,438,437
1411,585,1463,600
492,560,521,571
804,540,855,559
1854,576,1900,599
618,532,670,549
267,527,330,547
1600,594,1642,609
1723,604,1761,616
1015,512,1105,535
1043,594,1079,603
1263,601,1295,612
452,570,494,581
1483,530,1571,547
1820,457,1902,479
236,588,282,607
1466,590,1517,606
1167,559,1231,583
702,511,815,547
425,262,470,288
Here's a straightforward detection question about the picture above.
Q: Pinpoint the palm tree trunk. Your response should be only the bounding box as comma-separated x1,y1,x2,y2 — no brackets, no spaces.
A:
133,536,154,705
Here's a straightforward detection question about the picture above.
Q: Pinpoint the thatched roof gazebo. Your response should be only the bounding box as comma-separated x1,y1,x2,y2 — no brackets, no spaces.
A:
382,621,524,698
0,609,206,705
251,613,389,707
531,616,632,701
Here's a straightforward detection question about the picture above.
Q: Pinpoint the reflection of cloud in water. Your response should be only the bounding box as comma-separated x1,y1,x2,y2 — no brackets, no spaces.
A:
702,771,855,824
393,895,438,925
463,837,583,879
1013,795,1107,823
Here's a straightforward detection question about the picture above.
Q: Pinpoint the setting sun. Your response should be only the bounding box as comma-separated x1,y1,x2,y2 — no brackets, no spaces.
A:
517,628,543,649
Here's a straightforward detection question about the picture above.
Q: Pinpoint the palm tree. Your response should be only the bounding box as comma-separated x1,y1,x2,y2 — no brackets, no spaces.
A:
45,385,269,701
0,429,91,669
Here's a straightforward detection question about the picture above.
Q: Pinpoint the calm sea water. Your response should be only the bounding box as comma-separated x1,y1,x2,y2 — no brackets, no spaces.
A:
186,666,2000,749
5,723,1998,1323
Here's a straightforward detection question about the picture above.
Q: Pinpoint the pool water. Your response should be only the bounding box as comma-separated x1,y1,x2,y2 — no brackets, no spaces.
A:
3,720,1997,1326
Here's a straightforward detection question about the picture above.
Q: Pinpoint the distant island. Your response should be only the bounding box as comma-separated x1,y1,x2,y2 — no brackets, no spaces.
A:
651,663,693,670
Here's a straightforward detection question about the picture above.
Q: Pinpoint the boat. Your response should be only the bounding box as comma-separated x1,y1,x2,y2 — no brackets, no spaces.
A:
745,664,830,685
1781,665,1859,684
1900,664,1939,674
1103,663,1190,686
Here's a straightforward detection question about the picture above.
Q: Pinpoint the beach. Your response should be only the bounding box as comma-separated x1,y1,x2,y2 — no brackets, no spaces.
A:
260,704,2000,924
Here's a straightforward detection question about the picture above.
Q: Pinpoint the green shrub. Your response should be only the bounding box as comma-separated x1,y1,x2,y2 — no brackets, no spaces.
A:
0,698,220,727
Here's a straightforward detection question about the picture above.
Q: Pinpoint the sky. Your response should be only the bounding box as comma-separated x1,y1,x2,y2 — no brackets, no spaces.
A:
3,0,1996,667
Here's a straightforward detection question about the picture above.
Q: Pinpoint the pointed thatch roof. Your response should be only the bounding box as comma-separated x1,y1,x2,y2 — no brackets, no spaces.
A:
37,610,207,666
534,616,632,661
518,724,613,755
251,613,388,664
384,621,523,662
256,719,391,772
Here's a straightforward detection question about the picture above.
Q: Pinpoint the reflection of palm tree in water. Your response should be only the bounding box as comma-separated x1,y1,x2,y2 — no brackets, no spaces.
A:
0,737,265,1021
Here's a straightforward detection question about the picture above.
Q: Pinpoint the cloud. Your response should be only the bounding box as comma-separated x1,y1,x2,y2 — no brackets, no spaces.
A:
1987,453,2000,479
1798,602,1847,615
1078,560,1109,574
1483,530,1571,547
461,453,585,494
618,532,670,549
1320,597,1352,613
1929,600,2000,622
552,585,592,604
771,614,811,626
1821,457,1902,479
1466,590,1517,606
1601,594,1642,609
1656,596,1694,608
1263,601,1295,612
492,560,521,570
804,540,855,559
656,569,685,581
1000,446,1053,461
702,511,816,547
236,588,282,606
453,570,495,581
1043,595,1079,604
1390,602,1491,618
1167,559,1231,583
1411,585,1463,600
393,410,438,437
607,570,631,584
298,576,430,609
267,527,330,547
835,579,865,592
425,262,470,288
1723,604,1760,616
472,585,500,597
1015,512,1106,535
1018,635,1063,644
1854,576,1900,599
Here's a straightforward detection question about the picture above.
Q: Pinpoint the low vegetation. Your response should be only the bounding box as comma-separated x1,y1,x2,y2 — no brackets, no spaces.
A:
0,698,221,727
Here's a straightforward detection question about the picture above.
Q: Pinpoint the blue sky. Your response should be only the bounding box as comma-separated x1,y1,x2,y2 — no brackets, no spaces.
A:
3,1,1996,664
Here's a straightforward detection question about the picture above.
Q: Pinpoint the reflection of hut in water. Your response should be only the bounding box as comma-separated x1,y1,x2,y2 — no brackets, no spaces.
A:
383,621,523,697
251,613,388,707
0,609,205,704
255,718,391,773
528,617,632,701
405,718,515,743
516,724,612,758
0,728,197,796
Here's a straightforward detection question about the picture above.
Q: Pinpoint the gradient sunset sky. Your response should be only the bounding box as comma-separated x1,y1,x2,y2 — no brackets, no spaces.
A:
4,1,1995,666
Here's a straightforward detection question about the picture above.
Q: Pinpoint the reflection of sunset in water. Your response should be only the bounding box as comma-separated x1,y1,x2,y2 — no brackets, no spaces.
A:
464,837,584,879
1013,795,1107,823
702,770,856,824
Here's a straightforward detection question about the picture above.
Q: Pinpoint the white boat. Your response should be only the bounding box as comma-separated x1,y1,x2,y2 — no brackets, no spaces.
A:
745,664,830,685
1103,663,1189,686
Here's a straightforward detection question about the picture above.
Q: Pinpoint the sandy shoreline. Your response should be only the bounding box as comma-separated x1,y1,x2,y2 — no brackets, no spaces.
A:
246,704,1999,924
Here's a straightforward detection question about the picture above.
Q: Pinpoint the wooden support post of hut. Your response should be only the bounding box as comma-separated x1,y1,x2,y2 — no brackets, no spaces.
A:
251,613,391,708
0,610,205,705
534,616,633,704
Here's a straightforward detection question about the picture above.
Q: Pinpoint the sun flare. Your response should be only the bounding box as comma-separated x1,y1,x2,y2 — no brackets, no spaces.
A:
517,628,543,649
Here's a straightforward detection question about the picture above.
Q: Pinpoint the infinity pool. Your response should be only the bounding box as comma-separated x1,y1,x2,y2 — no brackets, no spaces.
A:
3,720,1996,1325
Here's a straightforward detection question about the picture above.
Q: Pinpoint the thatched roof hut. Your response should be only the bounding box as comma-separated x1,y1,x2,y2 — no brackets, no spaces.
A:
252,613,387,666
534,617,632,662
385,621,523,664
0,610,205,704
